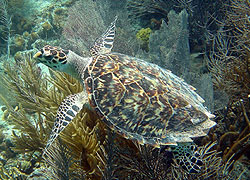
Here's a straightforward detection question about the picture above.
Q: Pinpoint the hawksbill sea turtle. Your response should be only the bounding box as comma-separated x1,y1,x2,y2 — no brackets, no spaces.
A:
34,17,216,173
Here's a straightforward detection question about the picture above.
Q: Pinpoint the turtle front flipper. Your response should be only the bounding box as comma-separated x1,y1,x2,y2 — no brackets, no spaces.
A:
43,91,88,155
90,16,117,56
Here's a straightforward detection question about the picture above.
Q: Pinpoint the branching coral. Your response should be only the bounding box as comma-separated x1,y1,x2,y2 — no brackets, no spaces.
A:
208,0,250,102
0,0,12,60
1,54,86,153
1,57,50,153
39,139,77,180
226,0,250,51
206,1,250,170
0,165,22,180
104,139,169,179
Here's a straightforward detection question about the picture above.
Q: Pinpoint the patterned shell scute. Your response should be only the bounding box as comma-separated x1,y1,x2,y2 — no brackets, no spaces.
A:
84,53,210,145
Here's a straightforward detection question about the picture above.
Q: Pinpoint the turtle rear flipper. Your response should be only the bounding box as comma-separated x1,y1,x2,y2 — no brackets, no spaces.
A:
171,143,203,174
43,91,88,155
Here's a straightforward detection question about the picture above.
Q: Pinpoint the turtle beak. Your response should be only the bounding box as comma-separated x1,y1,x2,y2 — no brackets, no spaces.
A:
33,51,42,58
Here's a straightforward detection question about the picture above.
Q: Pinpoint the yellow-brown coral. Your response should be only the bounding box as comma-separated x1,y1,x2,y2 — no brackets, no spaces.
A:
42,21,52,31
60,109,106,179
136,27,152,51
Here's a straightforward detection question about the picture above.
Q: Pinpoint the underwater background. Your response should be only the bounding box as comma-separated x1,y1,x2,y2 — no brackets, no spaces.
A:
0,0,249,179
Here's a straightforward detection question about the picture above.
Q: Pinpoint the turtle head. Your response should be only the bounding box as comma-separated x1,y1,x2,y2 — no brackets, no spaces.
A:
34,45,91,80
33,45,69,70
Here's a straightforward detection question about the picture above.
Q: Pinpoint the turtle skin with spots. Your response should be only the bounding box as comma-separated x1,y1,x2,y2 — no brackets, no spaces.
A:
84,52,215,146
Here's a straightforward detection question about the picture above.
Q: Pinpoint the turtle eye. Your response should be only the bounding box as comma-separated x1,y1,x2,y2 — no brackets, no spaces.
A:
44,55,53,61
51,50,57,55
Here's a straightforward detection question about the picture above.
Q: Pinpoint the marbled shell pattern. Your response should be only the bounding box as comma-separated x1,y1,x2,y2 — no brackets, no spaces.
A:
84,53,213,146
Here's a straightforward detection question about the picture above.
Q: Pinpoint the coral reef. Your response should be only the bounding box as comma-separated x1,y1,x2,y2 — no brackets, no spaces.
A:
136,27,152,51
0,0,79,64
136,28,152,42
52,7,68,30
0,0,249,179
127,0,169,19
219,101,250,163
127,0,226,53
